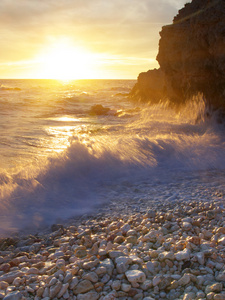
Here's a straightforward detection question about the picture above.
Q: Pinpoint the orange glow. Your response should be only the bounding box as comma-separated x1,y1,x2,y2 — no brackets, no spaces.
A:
33,40,103,80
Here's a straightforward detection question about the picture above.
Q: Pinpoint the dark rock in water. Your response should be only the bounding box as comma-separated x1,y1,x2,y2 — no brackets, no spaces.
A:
89,104,110,116
131,0,225,112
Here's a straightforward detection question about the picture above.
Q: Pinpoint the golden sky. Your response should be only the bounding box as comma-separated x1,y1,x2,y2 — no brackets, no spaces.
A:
0,0,189,79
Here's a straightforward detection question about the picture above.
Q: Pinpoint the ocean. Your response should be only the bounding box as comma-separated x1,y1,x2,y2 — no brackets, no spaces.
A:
0,79,225,236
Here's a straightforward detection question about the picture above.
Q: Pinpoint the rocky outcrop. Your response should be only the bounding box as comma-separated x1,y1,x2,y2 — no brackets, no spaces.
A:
131,0,225,111
130,69,167,104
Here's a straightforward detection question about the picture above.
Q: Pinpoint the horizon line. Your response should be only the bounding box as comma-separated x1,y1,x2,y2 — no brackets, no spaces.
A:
0,78,137,81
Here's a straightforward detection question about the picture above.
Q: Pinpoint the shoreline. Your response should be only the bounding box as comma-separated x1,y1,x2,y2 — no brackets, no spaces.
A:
0,196,225,300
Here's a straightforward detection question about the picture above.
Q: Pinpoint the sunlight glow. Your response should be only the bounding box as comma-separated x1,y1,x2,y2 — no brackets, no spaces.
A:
35,40,101,80
50,116,80,122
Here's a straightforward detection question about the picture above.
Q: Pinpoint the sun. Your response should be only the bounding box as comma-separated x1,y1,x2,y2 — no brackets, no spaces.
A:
35,40,100,80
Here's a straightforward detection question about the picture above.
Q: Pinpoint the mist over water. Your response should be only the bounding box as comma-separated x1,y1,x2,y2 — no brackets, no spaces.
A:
0,79,225,235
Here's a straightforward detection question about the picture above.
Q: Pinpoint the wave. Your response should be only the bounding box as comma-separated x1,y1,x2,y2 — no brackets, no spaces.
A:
0,85,21,91
0,100,225,235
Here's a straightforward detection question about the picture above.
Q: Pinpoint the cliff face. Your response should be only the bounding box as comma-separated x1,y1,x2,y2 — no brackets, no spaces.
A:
131,0,225,111
130,69,166,103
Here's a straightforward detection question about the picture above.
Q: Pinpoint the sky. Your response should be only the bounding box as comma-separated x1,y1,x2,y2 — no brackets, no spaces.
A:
0,0,189,79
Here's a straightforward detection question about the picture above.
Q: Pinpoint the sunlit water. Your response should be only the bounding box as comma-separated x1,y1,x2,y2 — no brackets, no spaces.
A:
0,79,225,235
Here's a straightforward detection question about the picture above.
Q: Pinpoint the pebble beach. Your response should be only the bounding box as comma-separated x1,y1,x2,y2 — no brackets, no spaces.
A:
0,194,225,300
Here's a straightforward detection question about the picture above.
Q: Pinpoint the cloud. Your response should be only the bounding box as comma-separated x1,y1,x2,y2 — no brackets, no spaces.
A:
0,0,188,32
0,0,189,77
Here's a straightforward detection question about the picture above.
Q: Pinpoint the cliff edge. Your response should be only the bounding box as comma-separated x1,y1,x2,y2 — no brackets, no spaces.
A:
131,0,225,111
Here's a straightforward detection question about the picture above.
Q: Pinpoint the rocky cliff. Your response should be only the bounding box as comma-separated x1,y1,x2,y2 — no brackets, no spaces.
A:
131,0,225,111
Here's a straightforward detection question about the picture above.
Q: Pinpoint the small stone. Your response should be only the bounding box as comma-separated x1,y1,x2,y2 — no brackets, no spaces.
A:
49,281,62,298
115,256,132,265
70,277,79,289
108,250,125,259
77,291,99,300
128,288,139,297
0,282,9,290
0,271,24,284
125,270,146,287
57,283,69,298
82,272,98,283
196,252,205,265
215,227,225,234
140,280,152,291
216,270,225,282
83,259,99,270
183,292,195,300
25,286,34,293
64,271,73,283
158,276,172,290
95,266,107,276
49,277,57,287
111,280,121,291
205,283,223,294
73,280,94,294
153,275,163,286
178,274,191,286
215,263,224,270
127,229,138,237
114,236,125,244
42,287,50,298
206,292,215,300
146,261,155,273
36,287,44,297
214,294,225,300
101,273,110,283
182,222,192,231
218,237,225,245
146,210,156,218
121,283,131,292
116,262,128,274
102,290,118,300
175,249,190,261
126,236,137,244
3,291,22,300
158,251,175,261
26,267,40,275
99,259,114,276
196,291,205,299
75,248,87,258
0,263,10,273
187,236,200,245
121,224,131,235
206,210,216,219
169,280,179,290
62,290,70,299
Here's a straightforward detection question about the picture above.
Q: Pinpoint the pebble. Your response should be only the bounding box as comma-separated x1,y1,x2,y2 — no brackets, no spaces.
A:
125,270,146,286
73,280,94,294
3,291,23,300
0,199,224,300
175,249,190,261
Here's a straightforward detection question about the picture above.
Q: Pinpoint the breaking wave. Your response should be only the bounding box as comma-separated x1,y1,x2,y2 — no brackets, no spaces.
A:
0,80,225,235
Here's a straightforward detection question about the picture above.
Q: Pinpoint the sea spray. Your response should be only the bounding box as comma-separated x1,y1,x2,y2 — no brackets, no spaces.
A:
0,80,225,234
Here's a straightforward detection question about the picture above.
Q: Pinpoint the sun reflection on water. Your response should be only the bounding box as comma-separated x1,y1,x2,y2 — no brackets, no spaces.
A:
44,116,89,153
49,116,80,122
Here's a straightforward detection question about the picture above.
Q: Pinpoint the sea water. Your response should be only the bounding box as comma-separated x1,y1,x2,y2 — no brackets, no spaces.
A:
0,79,225,235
